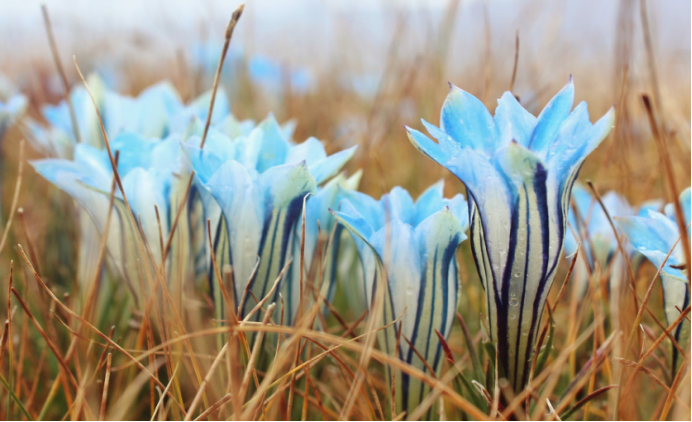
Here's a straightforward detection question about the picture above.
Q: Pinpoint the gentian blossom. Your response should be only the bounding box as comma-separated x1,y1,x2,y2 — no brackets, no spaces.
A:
183,114,357,325
616,187,690,370
290,170,362,319
32,133,186,302
406,78,615,391
27,73,230,158
332,182,468,417
564,183,661,300
29,78,233,298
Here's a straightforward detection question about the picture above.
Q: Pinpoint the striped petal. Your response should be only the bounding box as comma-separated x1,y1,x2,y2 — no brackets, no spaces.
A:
205,160,264,303
406,79,615,393
333,189,466,417
252,162,316,323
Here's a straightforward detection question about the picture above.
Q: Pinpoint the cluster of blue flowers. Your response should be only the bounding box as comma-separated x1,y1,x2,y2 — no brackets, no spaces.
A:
1,72,687,414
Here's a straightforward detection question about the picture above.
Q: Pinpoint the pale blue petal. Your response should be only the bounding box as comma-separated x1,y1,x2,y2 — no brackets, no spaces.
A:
443,195,469,231
544,101,590,162
182,136,230,184
413,180,445,225
331,199,375,243
638,199,663,215
529,78,574,153
110,133,158,174
337,189,384,231
546,106,615,182
215,114,248,139
73,144,112,187
441,85,497,151
616,212,685,279
406,126,448,165
494,91,537,148
286,137,327,166
122,168,169,259
421,119,461,157
205,160,264,293
370,220,422,340
255,114,290,172
150,136,183,173
31,159,112,227
307,146,358,185
384,187,415,224
260,161,317,210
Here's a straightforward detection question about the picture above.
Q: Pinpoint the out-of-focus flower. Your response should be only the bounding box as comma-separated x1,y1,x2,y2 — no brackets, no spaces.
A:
31,133,188,302
0,93,27,141
190,42,312,96
183,114,356,326
564,183,661,299
332,182,468,417
28,77,230,302
616,187,690,370
406,78,615,391
26,74,230,158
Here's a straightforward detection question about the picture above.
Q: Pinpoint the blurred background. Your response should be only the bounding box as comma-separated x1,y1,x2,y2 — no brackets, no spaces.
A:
1,0,689,198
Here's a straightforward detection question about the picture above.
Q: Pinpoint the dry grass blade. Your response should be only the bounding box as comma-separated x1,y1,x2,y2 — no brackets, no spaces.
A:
15,245,187,414
238,303,276,404
641,94,691,284
561,385,618,420
11,287,79,389
41,5,81,144
0,139,24,255
199,3,245,148
99,353,112,421
193,394,233,422
184,340,228,420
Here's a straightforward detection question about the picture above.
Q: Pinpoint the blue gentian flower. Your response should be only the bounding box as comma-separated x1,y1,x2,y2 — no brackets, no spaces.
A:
190,42,312,95
26,74,230,158
616,187,690,370
32,133,186,300
406,78,615,390
564,183,661,300
289,171,362,321
183,114,356,324
332,182,468,417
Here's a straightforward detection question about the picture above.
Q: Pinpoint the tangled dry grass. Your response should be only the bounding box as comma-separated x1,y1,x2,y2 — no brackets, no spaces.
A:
0,0,689,420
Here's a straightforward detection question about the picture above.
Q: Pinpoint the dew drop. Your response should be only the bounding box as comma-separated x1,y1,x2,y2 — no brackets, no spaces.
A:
509,298,519,306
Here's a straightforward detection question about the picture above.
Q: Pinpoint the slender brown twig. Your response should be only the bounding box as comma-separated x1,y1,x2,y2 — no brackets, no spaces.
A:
200,4,245,148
